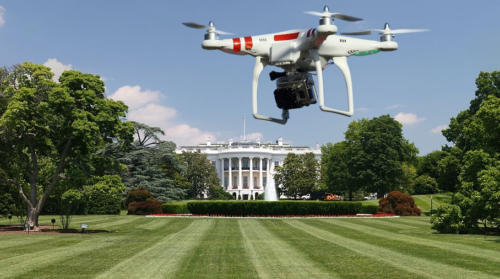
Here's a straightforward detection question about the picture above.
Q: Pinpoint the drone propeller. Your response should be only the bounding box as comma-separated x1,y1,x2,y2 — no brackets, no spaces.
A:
304,6,363,22
341,23,429,36
182,21,233,35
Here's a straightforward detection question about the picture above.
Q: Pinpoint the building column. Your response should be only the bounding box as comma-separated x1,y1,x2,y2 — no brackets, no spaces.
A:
249,157,254,189
266,158,270,188
228,158,232,189
220,158,224,188
238,157,242,189
259,157,263,189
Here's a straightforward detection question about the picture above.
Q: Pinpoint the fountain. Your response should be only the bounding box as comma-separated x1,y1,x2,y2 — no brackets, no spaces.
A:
264,173,278,201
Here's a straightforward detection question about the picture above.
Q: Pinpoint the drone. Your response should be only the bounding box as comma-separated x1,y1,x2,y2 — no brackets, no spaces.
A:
183,6,428,124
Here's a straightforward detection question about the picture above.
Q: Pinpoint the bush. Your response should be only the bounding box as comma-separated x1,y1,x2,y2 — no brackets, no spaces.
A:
430,204,465,234
128,198,162,215
84,175,125,215
413,175,438,194
378,191,421,216
360,204,378,214
256,193,265,200
125,188,154,207
162,203,190,214
186,201,363,216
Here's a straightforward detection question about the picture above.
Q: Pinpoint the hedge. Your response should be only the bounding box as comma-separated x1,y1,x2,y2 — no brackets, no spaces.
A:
360,204,378,214
162,203,190,214
186,201,363,216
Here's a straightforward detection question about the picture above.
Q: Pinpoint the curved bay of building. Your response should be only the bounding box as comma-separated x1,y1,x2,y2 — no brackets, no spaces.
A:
176,137,321,200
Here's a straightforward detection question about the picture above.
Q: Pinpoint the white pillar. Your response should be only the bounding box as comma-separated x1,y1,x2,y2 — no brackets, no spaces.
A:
259,157,263,189
249,157,254,189
238,157,242,189
220,158,224,188
228,158,232,189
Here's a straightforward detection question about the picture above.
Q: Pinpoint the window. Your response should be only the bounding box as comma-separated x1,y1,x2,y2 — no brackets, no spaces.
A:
211,161,216,168
233,176,238,187
254,177,258,188
263,161,268,170
242,159,249,170
224,160,229,170
243,176,248,188
263,177,267,187
224,176,228,187
274,161,279,167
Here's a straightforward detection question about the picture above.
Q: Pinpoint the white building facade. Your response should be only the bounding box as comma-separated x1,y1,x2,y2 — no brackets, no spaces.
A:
176,137,321,200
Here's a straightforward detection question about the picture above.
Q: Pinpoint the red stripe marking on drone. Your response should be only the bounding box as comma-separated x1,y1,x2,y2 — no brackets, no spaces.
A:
307,28,312,37
274,32,300,41
314,35,327,47
244,36,253,50
312,29,316,37
232,38,241,52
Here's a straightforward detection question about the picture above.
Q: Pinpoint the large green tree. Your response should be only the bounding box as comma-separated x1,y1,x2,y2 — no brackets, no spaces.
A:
0,62,133,229
345,115,418,198
432,71,500,233
179,150,221,199
275,152,320,199
321,142,359,200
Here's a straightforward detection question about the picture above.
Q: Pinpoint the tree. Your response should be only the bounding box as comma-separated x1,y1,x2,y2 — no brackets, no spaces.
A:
417,150,446,181
275,152,320,199
0,62,133,229
432,71,500,233
413,175,438,194
321,142,360,200
180,150,221,198
345,115,418,198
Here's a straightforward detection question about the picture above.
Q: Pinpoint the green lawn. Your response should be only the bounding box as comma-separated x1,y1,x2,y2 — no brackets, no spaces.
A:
1,214,499,278
361,193,453,215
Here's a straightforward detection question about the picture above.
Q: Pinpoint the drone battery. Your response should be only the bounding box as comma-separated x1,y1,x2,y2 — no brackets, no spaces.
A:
274,74,317,110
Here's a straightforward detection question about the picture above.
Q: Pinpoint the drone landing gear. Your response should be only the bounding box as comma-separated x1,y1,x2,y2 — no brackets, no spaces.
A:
252,56,289,125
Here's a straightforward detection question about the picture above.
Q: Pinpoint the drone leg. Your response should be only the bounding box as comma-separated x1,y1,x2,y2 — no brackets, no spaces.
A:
252,56,289,125
310,50,354,117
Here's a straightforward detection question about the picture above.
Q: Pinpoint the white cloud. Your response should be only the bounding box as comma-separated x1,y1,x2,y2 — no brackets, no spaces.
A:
394,112,425,125
43,58,72,82
0,6,5,28
430,125,448,134
111,85,162,111
386,104,404,110
109,85,217,146
356,107,370,112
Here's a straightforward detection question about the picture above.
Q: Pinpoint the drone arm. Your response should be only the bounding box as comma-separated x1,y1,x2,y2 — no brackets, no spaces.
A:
252,56,289,125
311,49,353,117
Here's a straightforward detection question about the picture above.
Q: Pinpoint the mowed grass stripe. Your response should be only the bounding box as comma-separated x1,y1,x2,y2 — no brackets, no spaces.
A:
172,219,258,278
326,219,500,264
0,236,126,278
261,220,412,278
355,218,420,230
19,219,195,279
0,235,58,250
285,220,498,279
95,219,213,279
238,219,335,279
135,218,175,230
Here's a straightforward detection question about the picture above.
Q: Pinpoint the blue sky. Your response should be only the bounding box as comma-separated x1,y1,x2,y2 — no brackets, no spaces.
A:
1,0,499,155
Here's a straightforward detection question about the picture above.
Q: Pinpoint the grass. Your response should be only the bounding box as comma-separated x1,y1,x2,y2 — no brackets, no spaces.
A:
1,213,499,279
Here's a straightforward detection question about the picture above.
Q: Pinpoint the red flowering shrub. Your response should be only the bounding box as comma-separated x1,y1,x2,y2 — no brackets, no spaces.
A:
125,188,154,208
378,191,421,216
128,198,162,215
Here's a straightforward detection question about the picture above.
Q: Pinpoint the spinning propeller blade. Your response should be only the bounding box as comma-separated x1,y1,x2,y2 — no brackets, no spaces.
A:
342,23,429,36
182,21,234,35
304,6,363,22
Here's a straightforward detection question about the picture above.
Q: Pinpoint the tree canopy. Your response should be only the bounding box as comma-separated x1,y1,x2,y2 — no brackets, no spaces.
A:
274,152,320,199
0,62,134,229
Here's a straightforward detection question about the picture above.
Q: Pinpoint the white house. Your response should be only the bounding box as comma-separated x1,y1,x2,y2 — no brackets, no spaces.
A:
176,136,321,200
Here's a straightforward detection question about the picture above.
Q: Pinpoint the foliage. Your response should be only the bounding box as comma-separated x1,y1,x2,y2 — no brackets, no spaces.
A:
430,204,465,234
162,203,190,214
360,204,379,214
378,191,421,216
0,62,133,228
322,115,418,200
60,189,83,229
274,152,320,199
436,71,500,233
84,175,125,215
128,198,162,215
180,150,221,199
187,201,363,216
124,188,155,208
437,146,462,192
256,193,265,200
413,175,438,195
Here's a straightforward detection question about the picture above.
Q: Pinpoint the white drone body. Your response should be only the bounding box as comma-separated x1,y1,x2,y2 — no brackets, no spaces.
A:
184,6,428,124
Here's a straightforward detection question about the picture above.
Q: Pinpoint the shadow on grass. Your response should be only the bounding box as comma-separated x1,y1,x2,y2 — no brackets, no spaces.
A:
0,225,112,234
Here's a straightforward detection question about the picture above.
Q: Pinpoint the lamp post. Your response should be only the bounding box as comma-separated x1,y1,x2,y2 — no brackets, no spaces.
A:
430,196,433,216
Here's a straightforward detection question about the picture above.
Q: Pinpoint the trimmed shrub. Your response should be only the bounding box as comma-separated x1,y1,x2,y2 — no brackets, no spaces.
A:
128,198,162,215
84,175,125,215
360,204,378,214
186,201,362,216
378,190,421,216
413,175,438,194
162,203,190,214
125,188,154,208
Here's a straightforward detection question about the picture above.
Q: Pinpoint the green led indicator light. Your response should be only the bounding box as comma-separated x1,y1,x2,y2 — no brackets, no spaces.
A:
354,49,380,56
